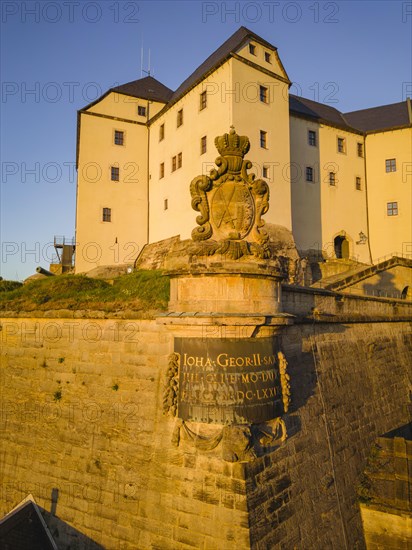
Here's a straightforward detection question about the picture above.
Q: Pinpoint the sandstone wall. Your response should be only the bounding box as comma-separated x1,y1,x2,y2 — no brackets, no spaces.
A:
247,321,411,548
0,306,410,549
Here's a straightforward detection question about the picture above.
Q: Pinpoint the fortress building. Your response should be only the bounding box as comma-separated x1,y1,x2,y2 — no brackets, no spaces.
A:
74,26,411,275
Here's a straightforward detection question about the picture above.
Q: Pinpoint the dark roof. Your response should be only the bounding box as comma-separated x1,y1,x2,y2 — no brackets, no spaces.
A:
289,94,355,132
85,28,286,114
290,94,411,134
168,26,288,106
344,101,411,132
0,499,57,550
112,75,173,103
82,28,411,136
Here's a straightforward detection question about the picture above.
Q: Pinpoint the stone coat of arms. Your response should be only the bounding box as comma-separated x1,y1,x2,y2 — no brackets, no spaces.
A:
190,127,270,260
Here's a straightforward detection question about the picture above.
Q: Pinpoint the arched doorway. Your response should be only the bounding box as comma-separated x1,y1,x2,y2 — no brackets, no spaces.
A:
401,286,411,300
334,235,349,259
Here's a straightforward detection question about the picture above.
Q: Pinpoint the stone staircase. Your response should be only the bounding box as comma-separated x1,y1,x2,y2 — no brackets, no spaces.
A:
320,256,412,292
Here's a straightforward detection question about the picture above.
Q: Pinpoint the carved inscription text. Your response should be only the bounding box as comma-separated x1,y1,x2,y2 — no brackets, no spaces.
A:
174,338,283,425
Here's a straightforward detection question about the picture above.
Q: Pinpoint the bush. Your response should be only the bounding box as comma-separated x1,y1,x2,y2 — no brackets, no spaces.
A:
0,280,23,292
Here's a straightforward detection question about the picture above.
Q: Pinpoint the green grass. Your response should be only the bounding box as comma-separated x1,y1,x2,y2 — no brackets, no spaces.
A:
0,271,170,314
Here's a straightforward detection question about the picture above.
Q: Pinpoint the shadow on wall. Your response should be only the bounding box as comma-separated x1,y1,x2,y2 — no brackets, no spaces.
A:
363,271,401,298
276,317,349,443
286,323,348,414
44,493,106,550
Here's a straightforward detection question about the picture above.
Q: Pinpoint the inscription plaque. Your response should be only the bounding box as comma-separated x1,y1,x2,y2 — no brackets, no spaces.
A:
174,337,283,425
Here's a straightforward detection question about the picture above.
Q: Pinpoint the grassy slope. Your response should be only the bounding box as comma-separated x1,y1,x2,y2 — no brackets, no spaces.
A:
0,271,170,315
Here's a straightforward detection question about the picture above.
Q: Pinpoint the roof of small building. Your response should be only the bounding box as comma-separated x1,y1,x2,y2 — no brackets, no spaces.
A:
112,75,173,103
344,101,411,132
0,497,57,550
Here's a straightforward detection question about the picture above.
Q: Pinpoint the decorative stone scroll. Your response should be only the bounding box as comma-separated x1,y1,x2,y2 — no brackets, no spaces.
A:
163,352,179,417
190,127,270,260
163,338,292,462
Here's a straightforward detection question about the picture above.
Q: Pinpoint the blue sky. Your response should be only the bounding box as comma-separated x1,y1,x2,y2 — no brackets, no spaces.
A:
1,0,411,280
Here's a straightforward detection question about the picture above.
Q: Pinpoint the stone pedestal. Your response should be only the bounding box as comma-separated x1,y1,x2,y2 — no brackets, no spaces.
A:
165,253,285,317
169,271,282,315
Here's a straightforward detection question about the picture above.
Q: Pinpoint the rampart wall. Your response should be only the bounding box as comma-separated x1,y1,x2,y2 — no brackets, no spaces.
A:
1,292,410,549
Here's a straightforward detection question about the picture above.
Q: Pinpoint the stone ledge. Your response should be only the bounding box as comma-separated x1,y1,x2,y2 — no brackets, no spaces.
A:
156,312,295,326
0,309,161,320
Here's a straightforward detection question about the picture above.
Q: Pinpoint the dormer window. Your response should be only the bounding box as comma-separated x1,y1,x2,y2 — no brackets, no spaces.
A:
249,43,256,55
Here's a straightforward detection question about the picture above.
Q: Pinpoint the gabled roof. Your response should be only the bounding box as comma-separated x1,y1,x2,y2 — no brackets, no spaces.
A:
289,94,357,132
344,101,411,132
81,27,287,116
167,26,289,107
111,75,173,103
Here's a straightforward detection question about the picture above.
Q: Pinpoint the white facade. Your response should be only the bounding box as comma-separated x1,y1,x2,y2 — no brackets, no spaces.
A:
74,27,412,273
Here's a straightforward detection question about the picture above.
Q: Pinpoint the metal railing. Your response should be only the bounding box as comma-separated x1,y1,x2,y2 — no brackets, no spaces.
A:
54,236,76,247
371,251,412,265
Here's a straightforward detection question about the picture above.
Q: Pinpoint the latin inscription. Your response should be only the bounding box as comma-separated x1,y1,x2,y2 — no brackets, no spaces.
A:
175,338,283,425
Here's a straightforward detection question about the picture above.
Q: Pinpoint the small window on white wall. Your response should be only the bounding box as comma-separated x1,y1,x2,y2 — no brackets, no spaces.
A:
102,207,111,222
114,130,124,145
387,202,398,216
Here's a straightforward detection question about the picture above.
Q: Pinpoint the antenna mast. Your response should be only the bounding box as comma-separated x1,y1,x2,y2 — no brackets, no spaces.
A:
142,49,154,77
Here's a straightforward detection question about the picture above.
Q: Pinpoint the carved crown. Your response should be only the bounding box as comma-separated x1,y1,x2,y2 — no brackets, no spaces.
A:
214,126,250,158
